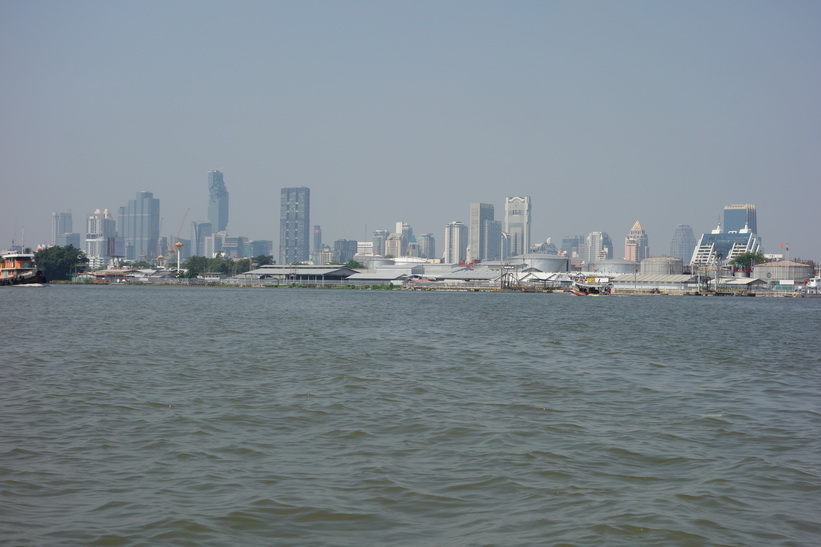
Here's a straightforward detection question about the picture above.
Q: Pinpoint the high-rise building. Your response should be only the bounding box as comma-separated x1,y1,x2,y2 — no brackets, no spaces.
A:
279,187,310,264
585,231,613,265
504,196,531,257
444,221,468,264
118,191,160,261
669,225,697,262
334,240,358,263
85,208,116,268
624,220,650,262
52,211,73,245
723,204,757,234
482,220,503,262
384,233,406,258
560,235,585,258
207,171,229,233
313,225,322,253
417,233,435,259
372,229,389,256
468,203,494,262
691,222,761,266
192,220,213,257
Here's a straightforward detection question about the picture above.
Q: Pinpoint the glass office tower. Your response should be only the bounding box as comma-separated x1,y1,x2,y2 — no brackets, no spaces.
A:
279,187,310,264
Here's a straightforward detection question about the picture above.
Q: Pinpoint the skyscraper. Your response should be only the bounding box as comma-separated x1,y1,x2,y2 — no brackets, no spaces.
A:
444,221,468,264
504,196,531,257
51,211,73,245
279,187,310,264
313,225,322,252
482,220,503,262
417,233,435,259
585,231,613,265
624,220,650,262
669,225,696,262
85,208,116,268
468,203,494,262
372,229,389,256
207,171,229,233
118,191,160,261
192,219,213,257
723,204,757,234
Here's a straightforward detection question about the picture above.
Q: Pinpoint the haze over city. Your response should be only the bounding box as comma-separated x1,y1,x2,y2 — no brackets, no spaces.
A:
2,1,819,260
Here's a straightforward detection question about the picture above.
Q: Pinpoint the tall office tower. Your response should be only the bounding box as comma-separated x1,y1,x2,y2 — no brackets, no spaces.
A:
669,224,696,262
207,171,229,232
723,204,757,234
279,187,310,264
624,220,650,262
444,221,468,264
395,221,413,241
372,229,389,256
417,233,435,259
334,240,358,263
85,208,116,268
468,203,494,262
384,233,406,258
192,220,213,257
504,196,531,257
482,220,503,262
585,231,612,265
560,235,585,258
118,191,160,261
313,225,322,253
51,211,73,245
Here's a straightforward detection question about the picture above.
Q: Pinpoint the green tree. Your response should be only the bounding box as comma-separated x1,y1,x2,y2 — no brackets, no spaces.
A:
34,245,89,281
730,251,766,269
345,259,364,269
254,255,274,266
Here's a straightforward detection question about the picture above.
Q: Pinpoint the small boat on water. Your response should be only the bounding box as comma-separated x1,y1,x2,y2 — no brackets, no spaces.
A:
569,280,611,296
0,252,47,286
801,276,821,298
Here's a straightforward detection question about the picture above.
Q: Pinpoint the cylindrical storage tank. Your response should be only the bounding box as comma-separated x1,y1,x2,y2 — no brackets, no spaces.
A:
519,254,569,272
588,259,636,275
641,256,684,275
753,261,813,283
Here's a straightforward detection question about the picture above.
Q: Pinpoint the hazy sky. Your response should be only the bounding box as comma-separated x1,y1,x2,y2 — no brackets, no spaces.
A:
2,1,819,260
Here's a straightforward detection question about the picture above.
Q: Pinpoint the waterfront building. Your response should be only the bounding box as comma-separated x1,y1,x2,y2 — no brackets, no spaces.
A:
192,220,213,257
372,229,389,256
279,187,310,264
624,220,650,262
504,196,531,257
118,191,160,261
468,203,494,262
417,233,435,259
690,223,761,267
444,221,468,264
51,212,73,245
669,225,697,262
84,208,116,269
207,171,229,232
723,204,757,234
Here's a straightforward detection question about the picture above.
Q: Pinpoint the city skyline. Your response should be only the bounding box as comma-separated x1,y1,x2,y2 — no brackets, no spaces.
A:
2,2,819,260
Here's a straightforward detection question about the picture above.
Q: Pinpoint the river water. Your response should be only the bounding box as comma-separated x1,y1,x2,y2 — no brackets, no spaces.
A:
2,285,820,545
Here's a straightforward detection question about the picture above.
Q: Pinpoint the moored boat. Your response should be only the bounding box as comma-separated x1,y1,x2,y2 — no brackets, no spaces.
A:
0,252,47,286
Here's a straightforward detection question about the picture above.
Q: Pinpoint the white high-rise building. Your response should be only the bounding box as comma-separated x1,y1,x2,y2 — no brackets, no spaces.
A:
84,209,116,269
444,221,468,264
504,196,531,257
